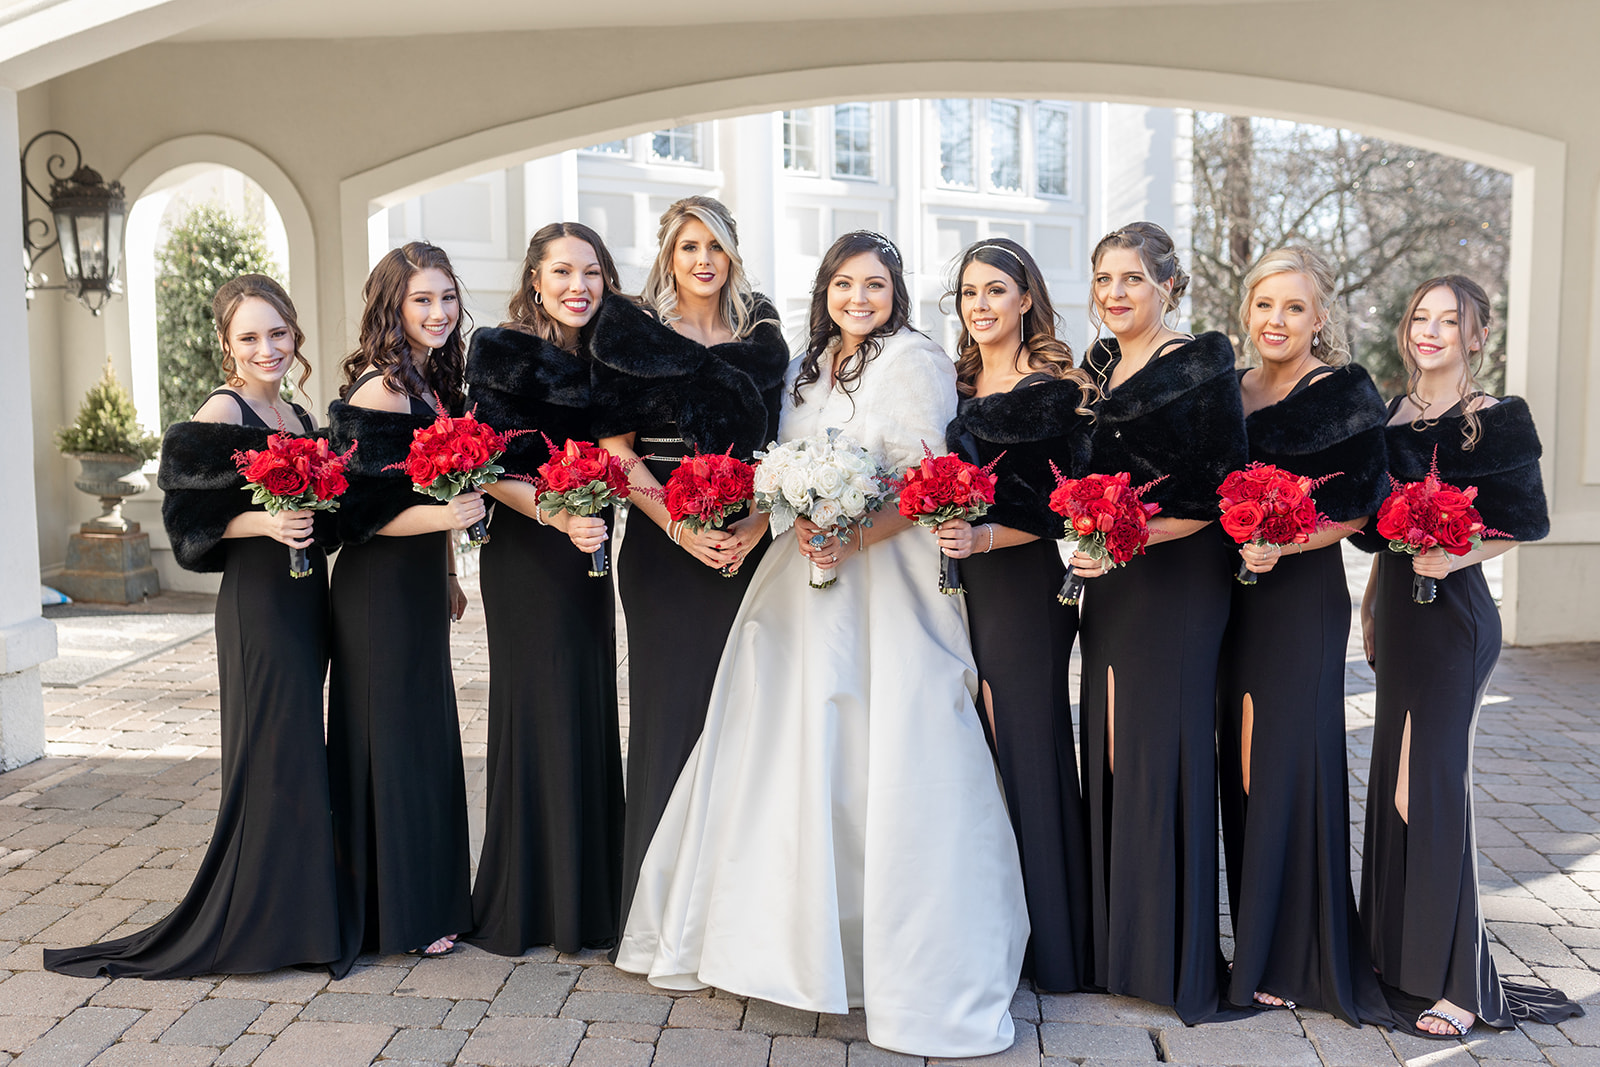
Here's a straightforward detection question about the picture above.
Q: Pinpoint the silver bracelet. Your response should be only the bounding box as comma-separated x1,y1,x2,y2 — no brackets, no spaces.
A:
985,525,995,553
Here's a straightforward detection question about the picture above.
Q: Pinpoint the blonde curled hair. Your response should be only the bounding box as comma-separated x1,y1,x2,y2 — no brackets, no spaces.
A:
1237,246,1351,367
641,196,766,340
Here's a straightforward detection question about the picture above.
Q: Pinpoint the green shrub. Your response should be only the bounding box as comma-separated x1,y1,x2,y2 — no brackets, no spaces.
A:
56,359,160,461
155,205,279,428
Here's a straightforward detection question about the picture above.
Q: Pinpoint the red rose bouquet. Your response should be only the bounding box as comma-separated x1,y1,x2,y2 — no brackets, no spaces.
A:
891,444,1000,595
1216,462,1339,586
232,433,357,577
531,436,634,577
1048,468,1164,606
639,449,757,577
389,409,515,548
1374,446,1503,604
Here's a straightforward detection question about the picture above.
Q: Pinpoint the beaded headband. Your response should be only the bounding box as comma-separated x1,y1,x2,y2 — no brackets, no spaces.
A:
973,241,1027,270
859,230,901,265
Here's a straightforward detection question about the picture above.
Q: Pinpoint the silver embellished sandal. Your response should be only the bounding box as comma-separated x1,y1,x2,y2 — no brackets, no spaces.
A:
1415,1007,1470,1039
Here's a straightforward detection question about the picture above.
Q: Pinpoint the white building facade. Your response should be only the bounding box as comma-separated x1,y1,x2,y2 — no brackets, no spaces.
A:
379,100,1191,354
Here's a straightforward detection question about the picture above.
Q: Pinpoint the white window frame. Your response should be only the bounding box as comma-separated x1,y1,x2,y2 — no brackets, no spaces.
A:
934,99,977,190
1035,103,1073,200
782,109,818,174
650,124,704,167
986,99,1026,196
832,102,876,181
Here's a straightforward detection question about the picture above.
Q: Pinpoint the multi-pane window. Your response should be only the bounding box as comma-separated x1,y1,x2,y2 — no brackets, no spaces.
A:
783,110,816,172
936,99,975,187
1036,105,1071,197
584,140,630,156
651,125,701,165
988,100,1023,193
833,103,874,179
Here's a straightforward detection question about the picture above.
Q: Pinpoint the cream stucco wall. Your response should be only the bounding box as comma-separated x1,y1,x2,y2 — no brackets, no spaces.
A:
16,0,1600,643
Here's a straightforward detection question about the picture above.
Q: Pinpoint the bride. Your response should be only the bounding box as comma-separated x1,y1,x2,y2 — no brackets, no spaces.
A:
615,231,1029,1057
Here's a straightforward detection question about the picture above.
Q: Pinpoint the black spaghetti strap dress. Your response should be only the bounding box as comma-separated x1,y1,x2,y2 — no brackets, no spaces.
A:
946,373,1094,993
1076,334,1247,1023
326,372,472,975
1215,364,1392,1024
463,327,625,954
1355,394,1580,1030
587,296,788,937
47,393,340,978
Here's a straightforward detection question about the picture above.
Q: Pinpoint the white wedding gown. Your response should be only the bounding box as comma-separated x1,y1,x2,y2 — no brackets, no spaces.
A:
615,328,1029,1057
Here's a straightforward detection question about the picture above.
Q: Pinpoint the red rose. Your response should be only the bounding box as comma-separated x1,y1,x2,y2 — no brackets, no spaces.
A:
1220,501,1265,543
1376,497,1410,541
1104,520,1146,563
1072,515,1097,536
262,465,309,498
312,469,348,500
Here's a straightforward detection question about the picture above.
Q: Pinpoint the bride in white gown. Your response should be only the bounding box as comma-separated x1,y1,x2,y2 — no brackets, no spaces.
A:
615,232,1029,1058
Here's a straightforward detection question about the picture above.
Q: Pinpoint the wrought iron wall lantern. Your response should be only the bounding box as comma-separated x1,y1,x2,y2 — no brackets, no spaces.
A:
21,130,127,315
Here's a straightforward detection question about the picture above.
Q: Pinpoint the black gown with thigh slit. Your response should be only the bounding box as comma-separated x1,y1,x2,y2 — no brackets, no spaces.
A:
326,376,472,976
946,373,1094,993
1215,364,1392,1024
47,397,340,978
1076,334,1247,1023
587,296,788,936
463,326,625,954
1353,395,1580,1030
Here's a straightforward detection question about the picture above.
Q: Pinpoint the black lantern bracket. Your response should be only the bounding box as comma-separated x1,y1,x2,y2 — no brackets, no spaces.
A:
21,129,127,315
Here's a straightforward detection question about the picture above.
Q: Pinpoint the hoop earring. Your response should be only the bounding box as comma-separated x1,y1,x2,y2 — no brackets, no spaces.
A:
533,290,543,306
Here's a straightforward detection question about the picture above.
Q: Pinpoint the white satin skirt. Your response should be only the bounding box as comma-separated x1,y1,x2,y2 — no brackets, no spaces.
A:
615,527,1029,1057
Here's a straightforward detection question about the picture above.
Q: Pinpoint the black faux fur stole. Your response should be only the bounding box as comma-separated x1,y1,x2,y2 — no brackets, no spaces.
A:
465,326,591,476
945,377,1094,540
1084,332,1248,521
327,400,442,546
1352,396,1547,550
1244,363,1389,523
588,296,789,459
158,421,336,572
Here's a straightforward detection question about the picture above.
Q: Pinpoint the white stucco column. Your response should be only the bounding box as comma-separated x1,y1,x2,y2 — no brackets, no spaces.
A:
1,88,56,769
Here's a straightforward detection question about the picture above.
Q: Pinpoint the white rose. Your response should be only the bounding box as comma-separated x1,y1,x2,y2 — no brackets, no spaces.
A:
840,485,867,517
813,464,846,497
811,498,844,528
753,463,781,495
782,469,812,509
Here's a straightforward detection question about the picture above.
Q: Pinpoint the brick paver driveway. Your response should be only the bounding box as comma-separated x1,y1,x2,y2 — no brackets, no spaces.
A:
2,564,1597,1066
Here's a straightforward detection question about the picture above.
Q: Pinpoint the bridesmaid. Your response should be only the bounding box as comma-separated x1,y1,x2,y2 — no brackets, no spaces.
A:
1357,275,1580,1038
465,222,626,955
1214,247,1391,1023
938,238,1097,993
46,275,338,978
1068,221,1247,1023
327,242,485,972
589,196,789,933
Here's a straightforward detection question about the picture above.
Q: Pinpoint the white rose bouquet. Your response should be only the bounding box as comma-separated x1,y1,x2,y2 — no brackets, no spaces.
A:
754,428,889,589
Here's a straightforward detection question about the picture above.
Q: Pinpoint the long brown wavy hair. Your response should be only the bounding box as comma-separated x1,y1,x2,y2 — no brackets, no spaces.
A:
504,222,622,349
1396,273,1493,451
213,273,312,397
945,238,1097,413
339,241,469,413
791,231,913,405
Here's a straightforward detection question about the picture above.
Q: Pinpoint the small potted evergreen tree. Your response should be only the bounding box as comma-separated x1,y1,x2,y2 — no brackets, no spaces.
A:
56,359,161,532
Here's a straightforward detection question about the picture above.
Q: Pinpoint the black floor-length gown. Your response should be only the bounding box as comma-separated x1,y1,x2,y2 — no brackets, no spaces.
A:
464,326,625,954
587,296,788,936
947,374,1093,993
1076,334,1246,1023
48,397,339,978
1216,365,1392,1024
1357,395,1579,1030
326,375,472,975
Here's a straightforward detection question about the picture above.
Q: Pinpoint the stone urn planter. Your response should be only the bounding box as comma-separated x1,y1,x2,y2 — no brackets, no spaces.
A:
68,452,150,533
